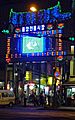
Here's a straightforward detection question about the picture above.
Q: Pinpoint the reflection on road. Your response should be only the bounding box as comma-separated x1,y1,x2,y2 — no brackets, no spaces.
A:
0,106,75,120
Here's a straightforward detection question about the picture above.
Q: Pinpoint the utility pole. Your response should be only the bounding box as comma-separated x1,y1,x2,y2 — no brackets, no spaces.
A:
72,0,75,34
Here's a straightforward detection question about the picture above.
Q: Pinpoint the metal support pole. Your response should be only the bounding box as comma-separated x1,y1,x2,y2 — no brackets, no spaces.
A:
45,62,48,86
5,63,8,89
53,77,57,107
39,63,41,94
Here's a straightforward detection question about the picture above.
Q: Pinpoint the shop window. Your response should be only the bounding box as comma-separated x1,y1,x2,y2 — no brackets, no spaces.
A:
67,88,72,97
0,93,1,98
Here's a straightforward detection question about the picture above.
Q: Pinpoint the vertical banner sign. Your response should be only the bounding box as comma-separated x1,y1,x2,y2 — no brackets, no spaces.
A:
6,38,11,63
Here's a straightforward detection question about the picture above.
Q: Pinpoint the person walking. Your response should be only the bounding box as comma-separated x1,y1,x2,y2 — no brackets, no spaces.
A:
39,92,45,106
24,91,27,107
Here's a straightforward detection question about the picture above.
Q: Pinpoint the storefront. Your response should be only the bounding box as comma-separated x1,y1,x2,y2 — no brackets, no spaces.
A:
63,81,75,106
0,81,4,90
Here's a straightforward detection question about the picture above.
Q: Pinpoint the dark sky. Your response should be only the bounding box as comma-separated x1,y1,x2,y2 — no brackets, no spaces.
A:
0,0,72,29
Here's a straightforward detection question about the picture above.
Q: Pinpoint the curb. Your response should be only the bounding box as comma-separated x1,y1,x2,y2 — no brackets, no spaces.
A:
37,106,75,111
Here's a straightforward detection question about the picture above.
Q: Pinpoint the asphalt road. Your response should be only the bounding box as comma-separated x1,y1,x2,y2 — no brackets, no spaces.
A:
0,106,75,120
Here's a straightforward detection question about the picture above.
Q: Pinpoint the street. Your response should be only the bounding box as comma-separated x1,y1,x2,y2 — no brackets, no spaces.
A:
0,1,75,119
0,106,75,120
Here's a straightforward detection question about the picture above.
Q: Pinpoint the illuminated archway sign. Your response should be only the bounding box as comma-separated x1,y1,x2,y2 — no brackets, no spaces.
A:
7,1,71,62
9,1,71,26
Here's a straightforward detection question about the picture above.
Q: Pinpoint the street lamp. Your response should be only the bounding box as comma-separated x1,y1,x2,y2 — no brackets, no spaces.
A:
30,6,37,12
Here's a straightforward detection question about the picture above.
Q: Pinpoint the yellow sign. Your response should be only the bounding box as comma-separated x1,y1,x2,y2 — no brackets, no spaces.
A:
47,76,53,85
25,71,32,81
40,77,46,85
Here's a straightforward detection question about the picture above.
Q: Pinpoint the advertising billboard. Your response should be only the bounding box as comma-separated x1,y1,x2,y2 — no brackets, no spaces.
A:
22,36,45,53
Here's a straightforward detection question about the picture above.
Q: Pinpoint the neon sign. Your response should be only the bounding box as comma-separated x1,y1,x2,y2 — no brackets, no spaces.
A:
21,24,45,33
6,38,11,63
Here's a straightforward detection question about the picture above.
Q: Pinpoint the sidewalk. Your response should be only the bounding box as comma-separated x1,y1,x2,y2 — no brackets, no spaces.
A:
58,106,75,111
36,105,75,111
15,103,75,111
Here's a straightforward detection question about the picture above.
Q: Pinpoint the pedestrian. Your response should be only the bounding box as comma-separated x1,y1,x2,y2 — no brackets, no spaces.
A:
24,91,27,107
48,94,50,106
39,92,45,106
73,94,75,106
30,91,37,106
